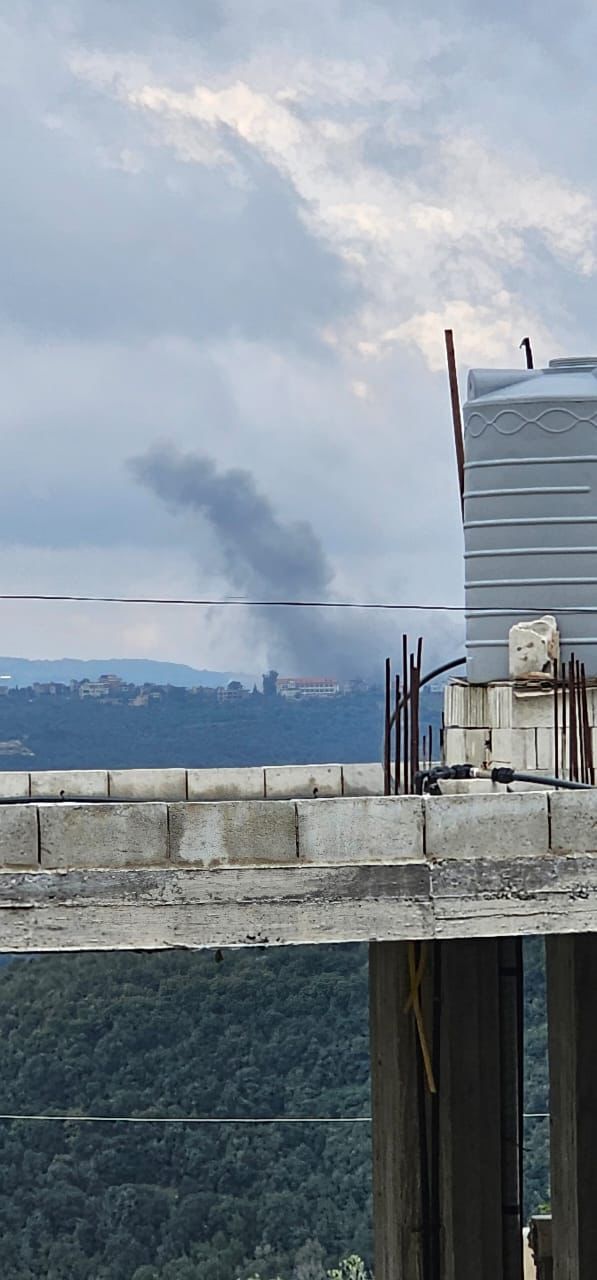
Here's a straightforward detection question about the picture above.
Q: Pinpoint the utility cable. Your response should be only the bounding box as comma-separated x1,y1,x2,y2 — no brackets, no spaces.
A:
2,592,597,615
0,1113,370,1126
0,1111,550,1125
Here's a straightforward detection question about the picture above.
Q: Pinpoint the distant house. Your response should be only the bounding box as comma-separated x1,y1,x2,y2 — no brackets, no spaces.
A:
276,677,340,700
75,674,127,700
216,681,250,703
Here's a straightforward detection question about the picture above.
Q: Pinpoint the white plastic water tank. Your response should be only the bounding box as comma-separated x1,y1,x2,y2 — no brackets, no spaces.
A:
464,357,597,682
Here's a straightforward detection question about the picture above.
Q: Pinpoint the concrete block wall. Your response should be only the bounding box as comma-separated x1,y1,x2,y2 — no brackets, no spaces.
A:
0,763,385,803
0,788,583,871
443,680,597,778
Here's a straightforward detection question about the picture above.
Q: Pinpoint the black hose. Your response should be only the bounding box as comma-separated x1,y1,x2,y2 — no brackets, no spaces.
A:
490,768,592,791
416,764,595,793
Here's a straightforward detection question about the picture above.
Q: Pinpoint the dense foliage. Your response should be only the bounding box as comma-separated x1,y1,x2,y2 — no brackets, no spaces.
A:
0,948,371,1280
0,688,442,771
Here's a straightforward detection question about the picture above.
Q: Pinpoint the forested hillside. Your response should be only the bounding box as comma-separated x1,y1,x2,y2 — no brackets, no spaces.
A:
0,689,442,770
0,941,549,1280
0,948,371,1280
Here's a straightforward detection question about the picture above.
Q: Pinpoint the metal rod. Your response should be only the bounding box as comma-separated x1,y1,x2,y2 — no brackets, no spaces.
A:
444,329,465,519
553,659,559,779
576,659,586,785
384,658,391,796
580,662,593,786
410,652,416,795
394,674,401,796
519,336,534,369
402,635,409,798
569,657,578,782
561,659,568,779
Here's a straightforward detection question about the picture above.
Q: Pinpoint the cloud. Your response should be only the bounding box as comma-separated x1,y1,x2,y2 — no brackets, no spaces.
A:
70,29,597,372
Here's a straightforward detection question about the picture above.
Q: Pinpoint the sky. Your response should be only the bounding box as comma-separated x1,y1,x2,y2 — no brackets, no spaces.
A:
2,0,597,676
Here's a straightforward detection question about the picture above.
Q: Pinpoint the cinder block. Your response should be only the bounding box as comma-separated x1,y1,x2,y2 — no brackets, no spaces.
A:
512,690,558,730
490,728,537,771
39,803,168,868
296,796,423,863
169,800,297,867
0,805,39,867
108,769,186,800
487,684,513,729
0,772,30,798
550,790,597,854
187,767,265,801
30,770,108,799
444,728,489,768
444,683,488,728
438,779,497,795
536,728,560,773
341,763,384,797
425,791,549,860
264,764,342,799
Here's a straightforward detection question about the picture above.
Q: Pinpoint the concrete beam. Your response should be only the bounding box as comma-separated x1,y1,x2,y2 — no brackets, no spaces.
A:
0,789,597,949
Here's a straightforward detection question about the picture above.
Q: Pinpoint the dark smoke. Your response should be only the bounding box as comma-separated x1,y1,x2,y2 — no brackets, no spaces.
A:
128,444,378,677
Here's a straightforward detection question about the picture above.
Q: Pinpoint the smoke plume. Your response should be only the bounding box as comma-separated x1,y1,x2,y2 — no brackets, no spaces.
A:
129,445,374,677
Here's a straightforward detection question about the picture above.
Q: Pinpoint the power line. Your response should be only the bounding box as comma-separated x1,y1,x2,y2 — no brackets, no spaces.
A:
0,1113,371,1126
0,593,463,610
0,1111,549,1125
0,592,596,615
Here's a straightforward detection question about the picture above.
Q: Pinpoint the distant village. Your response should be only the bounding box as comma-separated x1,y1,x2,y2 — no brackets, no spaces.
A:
0,670,375,707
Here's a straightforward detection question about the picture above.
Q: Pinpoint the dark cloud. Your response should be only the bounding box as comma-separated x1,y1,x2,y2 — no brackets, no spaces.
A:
0,90,358,352
129,444,383,676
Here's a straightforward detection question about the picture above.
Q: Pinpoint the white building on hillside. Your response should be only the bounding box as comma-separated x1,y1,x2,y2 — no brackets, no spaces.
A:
276,677,340,699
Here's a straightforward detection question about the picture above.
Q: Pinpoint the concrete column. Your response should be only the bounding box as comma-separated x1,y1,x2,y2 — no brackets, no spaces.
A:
546,935,597,1279
439,939,511,1280
370,938,523,1280
369,941,426,1280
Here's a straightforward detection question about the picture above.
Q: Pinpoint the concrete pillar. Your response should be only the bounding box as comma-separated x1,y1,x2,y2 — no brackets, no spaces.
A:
546,935,597,1279
369,941,426,1279
439,939,512,1280
370,938,523,1280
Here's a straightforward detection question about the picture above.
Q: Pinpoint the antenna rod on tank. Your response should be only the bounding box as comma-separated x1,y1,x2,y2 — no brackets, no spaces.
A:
444,329,465,520
519,336,534,369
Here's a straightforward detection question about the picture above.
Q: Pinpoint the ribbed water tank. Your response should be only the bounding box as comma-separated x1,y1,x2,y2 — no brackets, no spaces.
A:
463,357,597,682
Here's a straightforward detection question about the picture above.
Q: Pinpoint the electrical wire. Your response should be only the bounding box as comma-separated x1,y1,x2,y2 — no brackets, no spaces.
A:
0,1112,549,1125
1,592,597,614
0,1113,371,1126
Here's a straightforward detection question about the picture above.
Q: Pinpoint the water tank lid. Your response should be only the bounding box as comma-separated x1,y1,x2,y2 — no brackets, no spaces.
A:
548,357,597,369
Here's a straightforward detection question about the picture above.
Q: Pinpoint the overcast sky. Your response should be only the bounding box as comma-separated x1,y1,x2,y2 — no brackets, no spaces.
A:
1,0,596,675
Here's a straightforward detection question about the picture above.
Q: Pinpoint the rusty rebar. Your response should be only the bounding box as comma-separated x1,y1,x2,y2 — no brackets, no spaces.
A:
568,656,578,783
576,659,586,784
444,329,465,519
581,665,589,783
394,674,401,796
553,659,559,779
402,634,409,798
561,659,568,778
384,658,391,796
